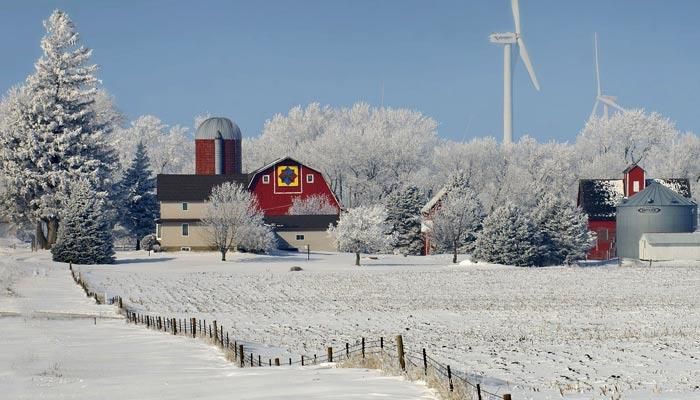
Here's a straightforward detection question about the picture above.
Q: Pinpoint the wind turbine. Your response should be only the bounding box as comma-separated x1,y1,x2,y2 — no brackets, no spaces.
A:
589,32,626,120
489,0,540,145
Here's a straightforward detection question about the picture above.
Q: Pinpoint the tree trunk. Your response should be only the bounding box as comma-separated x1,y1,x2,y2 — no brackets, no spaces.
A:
355,252,360,266
136,237,141,251
221,249,227,261
35,221,48,250
452,243,458,264
47,218,59,247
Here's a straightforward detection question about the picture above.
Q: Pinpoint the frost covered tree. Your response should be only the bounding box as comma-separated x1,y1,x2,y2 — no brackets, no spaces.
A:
473,203,544,267
533,194,594,265
384,185,424,255
288,194,339,215
0,10,117,249
328,205,395,266
202,182,274,261
110,115,194,175
51,179,114,264
117,141,158,250
430,183,484,263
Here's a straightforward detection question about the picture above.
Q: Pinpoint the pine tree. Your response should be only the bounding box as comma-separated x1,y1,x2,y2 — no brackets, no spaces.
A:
533,194,594,265
0,10,117,249
385,186,424,255
473,203,544,267
118,141,158,250
52,179,114,264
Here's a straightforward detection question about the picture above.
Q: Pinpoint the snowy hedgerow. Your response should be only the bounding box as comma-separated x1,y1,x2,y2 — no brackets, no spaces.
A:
202,182,274,261
430,184,484,263
384,185,424,256
288,194,339,215
117,141,158,250
51,180,114,265
327,205,396,266
0,10,117,249
533,194,594,265
472,202,544,267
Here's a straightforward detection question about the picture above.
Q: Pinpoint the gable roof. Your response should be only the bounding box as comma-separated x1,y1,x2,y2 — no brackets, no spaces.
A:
578,179,625,221
157,174,251,201
623,164,643,174
421,187,448,215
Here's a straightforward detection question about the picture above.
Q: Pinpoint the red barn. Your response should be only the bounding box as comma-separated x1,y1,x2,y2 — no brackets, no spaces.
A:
577,164,691,260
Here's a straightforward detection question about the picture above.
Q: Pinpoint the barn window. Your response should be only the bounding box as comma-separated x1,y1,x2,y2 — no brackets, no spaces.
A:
182,202,188,211
181,223,189,237
306,174,314,183
156,224,161,240
633,181,640,192
296,234,305,241
262,175,270,184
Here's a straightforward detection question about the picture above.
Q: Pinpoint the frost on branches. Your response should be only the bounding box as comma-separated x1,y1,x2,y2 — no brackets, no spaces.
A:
473,202,544,267
533,194,595,265
51,179,114,265
288,194,339,215
328,205,395,266
117,141,158,250
430,181,484,264
0,10,117,249
384,186,425,256
202,182,274,261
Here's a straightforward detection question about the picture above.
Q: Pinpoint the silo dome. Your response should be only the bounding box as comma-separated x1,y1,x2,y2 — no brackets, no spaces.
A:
195,117,242,140
616,182,697,259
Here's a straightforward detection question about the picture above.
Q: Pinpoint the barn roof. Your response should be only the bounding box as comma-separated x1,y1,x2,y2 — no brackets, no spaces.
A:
157,174,251,201
578,179,624,221
618,182,696,207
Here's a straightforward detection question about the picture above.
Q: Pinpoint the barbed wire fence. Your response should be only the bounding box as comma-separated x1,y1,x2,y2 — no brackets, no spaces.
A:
70,264,512,400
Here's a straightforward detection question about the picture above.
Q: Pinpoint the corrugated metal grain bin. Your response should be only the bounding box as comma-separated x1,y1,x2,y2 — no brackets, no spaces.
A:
616,183,697,259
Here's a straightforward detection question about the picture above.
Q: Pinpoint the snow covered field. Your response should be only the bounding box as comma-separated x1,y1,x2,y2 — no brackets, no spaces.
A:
0,247,436,400
72,250,700,399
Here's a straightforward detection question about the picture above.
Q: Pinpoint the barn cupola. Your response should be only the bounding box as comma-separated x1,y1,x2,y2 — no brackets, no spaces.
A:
195,117,242,175
623,164,645,197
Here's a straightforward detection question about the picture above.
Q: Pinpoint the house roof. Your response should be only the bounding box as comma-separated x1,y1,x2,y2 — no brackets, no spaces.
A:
156,174,251,201
264,215,339,231
421,187,448,215
641,232,700,245
618,182,696,207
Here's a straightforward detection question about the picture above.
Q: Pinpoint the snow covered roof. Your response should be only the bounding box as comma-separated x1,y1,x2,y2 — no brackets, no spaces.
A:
578,179,624,221
195,117,242,140
157,174,251,201
421,187,447,215
641,232,700,246
646,178,692,198
618,182,696,207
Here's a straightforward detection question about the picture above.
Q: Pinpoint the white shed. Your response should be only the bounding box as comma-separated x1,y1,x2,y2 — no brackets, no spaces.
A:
639,233,700,261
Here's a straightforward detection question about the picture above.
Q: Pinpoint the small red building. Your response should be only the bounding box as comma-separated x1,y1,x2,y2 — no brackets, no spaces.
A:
577,164,691,260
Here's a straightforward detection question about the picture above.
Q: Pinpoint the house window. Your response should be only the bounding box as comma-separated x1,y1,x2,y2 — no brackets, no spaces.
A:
262,175,270,184
181,223,189,237
180,247,191,252
306,174,314,183
156,224,161,240
182,202,188,211
633,181,640,192
295,234,305,241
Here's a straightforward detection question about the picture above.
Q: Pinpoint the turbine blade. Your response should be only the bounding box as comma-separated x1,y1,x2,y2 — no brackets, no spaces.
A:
595,32,601,96
517,37,540,91
512,0,521,34
590,100,600,121
598,96,625,112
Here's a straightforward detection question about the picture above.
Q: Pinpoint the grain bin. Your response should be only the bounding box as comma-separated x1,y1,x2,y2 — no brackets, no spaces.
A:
616,182,697,259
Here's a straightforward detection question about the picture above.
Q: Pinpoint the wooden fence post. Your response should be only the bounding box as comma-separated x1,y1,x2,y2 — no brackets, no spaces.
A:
172,318,177,335
274,358,280,366
118,297,123,309
301,355,305,366
250,353,253,367
422,348,427,375
346,342,349,359
289,358,292,366
239,345,244,367
380,337,384,349
362,338,365,358
226,332,229,348
192,318,196,338
258,355,261,366
476,384,483,400
447,365,453,392
213,320,218,342
327,347,333,363
220,326,223,347
396,335,405,371
269,359,272,366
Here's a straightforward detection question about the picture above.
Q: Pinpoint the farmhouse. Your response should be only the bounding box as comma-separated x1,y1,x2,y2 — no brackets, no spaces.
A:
577,164,692,260
156,117,340,252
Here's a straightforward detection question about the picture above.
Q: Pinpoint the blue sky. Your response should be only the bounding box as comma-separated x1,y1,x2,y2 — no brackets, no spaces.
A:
1,1,699,142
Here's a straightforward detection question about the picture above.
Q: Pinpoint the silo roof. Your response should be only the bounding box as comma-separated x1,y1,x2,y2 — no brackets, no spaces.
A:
195,117,242,140
618,182,696,207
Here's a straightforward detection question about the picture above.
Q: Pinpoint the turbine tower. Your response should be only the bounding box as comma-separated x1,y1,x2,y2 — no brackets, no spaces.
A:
490,0,540,144
590,33,626,120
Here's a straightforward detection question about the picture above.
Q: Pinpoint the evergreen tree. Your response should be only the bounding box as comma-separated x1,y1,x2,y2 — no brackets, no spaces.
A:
473,203,544,267
118,141,158,250
0,10,117,249
533,194,594,265
385,185,424,255
52,179,114,264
